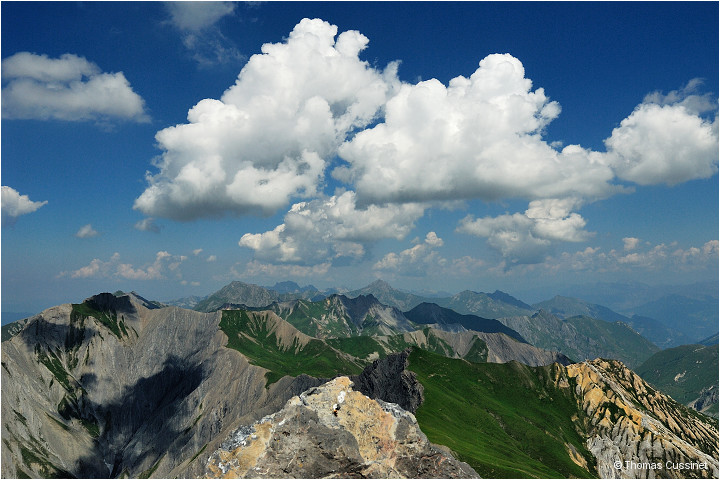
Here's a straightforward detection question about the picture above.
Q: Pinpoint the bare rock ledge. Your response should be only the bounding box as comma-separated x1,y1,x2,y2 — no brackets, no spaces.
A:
205,376,479,478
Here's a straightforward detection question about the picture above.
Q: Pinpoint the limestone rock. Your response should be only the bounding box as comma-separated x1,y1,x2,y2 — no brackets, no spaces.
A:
205,377,479,479
566,359,719,479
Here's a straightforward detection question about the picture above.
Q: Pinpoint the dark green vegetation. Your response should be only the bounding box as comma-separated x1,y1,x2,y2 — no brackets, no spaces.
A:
326,328,490,363
406,349,595,478
2,317,31,342
325,336,388,360
637,344,719,410
283,299,360,338
72,301,129,340
219,310,361,385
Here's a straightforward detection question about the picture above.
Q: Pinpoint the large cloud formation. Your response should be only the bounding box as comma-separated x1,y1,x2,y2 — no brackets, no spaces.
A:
134,18,400,220
1,52,148,122
1,186,48,227
336,54,618,205
136,18,718,267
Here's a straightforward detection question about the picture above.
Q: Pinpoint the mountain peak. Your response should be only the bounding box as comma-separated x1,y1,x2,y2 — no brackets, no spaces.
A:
367,279,393,290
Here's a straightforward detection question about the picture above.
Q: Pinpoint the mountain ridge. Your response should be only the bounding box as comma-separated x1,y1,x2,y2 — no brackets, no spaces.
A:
2,287,716,479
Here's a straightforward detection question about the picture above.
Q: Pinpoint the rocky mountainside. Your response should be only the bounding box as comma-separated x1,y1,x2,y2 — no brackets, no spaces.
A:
636,344,719,417
345,279,428,311
567,359,719,478
195,281,282,312
205,376,479,478
1,294,330,479
497,310,659,367
193,281,335,313
434,289,535,318
404,302,527,342
327,327,571,367
406,349,719,479
266,294,420,338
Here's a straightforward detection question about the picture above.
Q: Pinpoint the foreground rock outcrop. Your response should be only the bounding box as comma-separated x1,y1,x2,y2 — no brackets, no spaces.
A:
205,376,479,478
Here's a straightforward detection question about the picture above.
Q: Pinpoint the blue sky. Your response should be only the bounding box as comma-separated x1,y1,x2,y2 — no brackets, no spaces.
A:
2,1,718,315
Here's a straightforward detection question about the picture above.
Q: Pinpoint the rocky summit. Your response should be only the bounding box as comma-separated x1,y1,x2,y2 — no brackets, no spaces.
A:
205,376,479,479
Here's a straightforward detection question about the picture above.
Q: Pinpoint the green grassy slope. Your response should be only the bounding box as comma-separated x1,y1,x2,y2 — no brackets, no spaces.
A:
326,328,488,364
636,344,719,406
407,349,595,478
219,310,361,385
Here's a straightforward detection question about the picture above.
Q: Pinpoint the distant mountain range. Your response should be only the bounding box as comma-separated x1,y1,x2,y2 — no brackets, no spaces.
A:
2,291,718,479
179,280,699,367
533,295,692,349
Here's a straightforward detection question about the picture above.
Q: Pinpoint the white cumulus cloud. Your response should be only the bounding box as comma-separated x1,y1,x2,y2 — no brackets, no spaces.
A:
1,186,48,227
335,54,618,206
238,191,425,264
135,18,400,221
623,237,641,251
374,232,446,276
1,52,148,122
545,239,718,274
131,21,718,271
457,198,592,264
604,101,718,186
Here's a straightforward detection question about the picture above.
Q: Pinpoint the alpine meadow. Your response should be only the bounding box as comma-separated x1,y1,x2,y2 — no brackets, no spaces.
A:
2,2,718,479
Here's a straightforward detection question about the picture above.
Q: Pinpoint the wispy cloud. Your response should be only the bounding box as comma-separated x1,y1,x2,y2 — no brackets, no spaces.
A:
164,1,242,66
1,186,47,227
235,260,332,279
134,217,161,233
1,52,148,123
59,251,186,280
75,224,99,238
374,232,446,276
545,239,719,274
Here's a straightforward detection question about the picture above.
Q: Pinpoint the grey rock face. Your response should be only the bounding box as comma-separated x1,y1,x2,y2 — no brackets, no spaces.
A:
205,376,479,478
0,294,325,479
350,350,424,413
